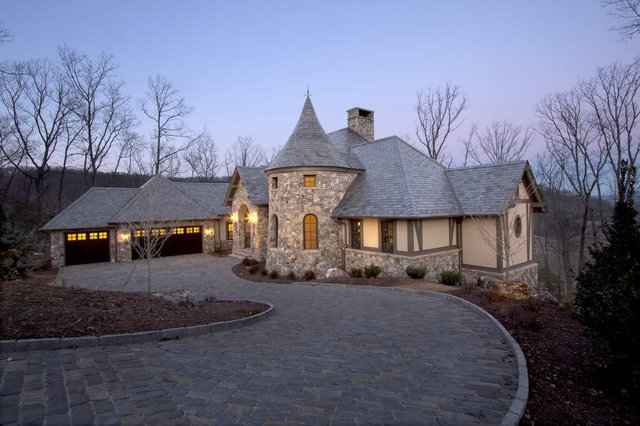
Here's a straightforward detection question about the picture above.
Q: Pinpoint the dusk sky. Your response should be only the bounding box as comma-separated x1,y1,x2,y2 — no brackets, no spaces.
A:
2,0,639,166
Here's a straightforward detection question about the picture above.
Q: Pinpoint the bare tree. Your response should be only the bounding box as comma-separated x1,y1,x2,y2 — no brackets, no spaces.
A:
112,131,142,175
537,89,607,286
139,75,202,176
266,144,283,166
0,25,10,45
603,0,640,39
59,47,134,188
184,130,221,182
582,58,640,200
464,121,533,165
415,82,468,165
224,135,266,175
0,59,72,220
56,119,83,210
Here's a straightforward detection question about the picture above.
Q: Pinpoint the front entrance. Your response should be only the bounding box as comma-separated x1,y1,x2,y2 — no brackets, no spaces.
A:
381,221,394,253
244,214,251,248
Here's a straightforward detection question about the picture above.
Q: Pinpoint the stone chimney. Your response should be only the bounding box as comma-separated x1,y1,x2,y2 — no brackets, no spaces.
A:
347,107,374,141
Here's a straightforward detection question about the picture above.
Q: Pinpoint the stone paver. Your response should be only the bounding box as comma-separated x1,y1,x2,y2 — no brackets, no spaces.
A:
1,254,520,424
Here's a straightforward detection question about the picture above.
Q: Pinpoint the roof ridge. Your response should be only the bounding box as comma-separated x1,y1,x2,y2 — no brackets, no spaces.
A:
446,160,527,172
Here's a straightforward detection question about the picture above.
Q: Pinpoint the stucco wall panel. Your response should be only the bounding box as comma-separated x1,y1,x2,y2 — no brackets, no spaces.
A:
461,218,498,269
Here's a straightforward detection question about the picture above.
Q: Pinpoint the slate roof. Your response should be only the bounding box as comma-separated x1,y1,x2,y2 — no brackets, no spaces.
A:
446,161,541,215
237,167,269,205
326,128,367,168
110,175,217,223
175,182,231,216
223,167,269,207
40,187,138,231
265,97,354,171
41,175,229,231
333,137,464,218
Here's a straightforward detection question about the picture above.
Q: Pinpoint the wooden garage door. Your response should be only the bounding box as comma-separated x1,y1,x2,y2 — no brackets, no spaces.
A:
65,230,110,266
131,226,202,260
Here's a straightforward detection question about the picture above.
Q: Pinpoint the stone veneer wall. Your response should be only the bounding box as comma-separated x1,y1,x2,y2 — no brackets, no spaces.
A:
461,262,539,289
266,169,358,276
50,231,64,269
346,248,460,280
230,180,268,260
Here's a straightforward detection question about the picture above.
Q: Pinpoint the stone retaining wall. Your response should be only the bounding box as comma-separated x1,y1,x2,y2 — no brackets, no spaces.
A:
461,262,539,289
346,248,460,280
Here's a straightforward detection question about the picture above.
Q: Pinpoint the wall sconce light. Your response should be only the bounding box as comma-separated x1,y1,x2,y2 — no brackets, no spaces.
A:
248,212,258,223
120,233,130,242
230,212,239,223
204,227,214,236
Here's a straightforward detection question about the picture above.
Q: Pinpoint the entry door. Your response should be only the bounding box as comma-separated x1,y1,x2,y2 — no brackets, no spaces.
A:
244,215,251,248
381,221,394,253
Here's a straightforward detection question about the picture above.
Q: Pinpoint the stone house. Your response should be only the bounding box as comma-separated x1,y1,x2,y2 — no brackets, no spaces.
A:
224,96,546,285
41,175,232,268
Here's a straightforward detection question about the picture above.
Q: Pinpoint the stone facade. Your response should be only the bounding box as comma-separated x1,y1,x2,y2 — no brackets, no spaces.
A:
265,169,358,276
49,231,64,269
461,262,539,289
230,181,268,261
346,248,460,280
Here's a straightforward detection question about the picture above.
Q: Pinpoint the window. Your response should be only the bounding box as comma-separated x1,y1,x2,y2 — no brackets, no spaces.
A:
226,222,233,240
272,177,278,189
89,232,98,240
271,215,278,248
77,233,86,241
185,226,200,234
67,233,76,241
303,214,318,249
98,231,108,239
514,215,523,238
351,219,362,249
304,175,316,187
381,221,394,253
174,227,184,235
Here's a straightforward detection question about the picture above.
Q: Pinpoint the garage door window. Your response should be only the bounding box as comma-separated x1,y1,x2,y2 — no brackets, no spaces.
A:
186,227,200,234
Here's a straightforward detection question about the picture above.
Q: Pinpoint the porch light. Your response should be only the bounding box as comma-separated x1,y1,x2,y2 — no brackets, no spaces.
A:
248,212,258,223
230,212,239,222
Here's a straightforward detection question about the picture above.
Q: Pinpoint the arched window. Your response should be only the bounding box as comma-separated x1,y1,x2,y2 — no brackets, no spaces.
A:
271,215,279,248
303,214,318,250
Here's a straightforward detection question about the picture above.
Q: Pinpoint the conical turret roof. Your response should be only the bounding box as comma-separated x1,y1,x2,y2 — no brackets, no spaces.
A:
266,96,353,171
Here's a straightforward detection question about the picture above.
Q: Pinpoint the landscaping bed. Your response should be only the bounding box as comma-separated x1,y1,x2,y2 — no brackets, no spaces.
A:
0,272,268,340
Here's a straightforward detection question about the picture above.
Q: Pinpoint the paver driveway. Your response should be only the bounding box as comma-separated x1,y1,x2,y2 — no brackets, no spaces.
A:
1,254,520,425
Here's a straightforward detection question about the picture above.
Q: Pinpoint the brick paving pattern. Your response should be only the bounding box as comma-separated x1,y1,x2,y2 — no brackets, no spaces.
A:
1,254,518,424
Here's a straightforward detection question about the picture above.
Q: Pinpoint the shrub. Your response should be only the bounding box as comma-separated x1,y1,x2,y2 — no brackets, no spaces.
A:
303,270,316,281
439,270,462,286
260,268,268,276
248,265,258,275
269,270,279,279
242,257,259,266
286,271,296,280
406,266,426,279
349,268,363,278
364,264,381,278
575,162,640,395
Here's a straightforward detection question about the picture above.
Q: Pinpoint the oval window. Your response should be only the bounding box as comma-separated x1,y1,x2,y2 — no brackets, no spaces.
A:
514,215,523,238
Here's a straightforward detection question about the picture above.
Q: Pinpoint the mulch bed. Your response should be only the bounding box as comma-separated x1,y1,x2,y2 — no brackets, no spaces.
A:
450,288,639,425
0,272,268,340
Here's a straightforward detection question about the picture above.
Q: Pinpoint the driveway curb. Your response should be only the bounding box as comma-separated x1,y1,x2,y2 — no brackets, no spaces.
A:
0,301,274,353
